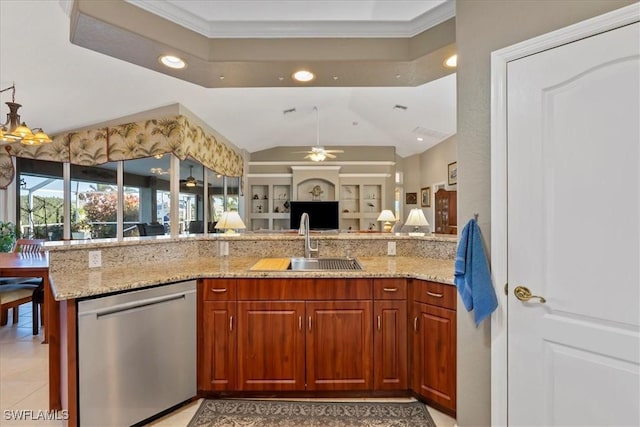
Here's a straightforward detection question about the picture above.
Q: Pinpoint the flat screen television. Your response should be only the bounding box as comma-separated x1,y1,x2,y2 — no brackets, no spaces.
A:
290,201,339,230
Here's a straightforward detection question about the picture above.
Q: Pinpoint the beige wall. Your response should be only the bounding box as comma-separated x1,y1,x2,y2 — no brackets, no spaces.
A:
418,135,457,227
455,1,637,426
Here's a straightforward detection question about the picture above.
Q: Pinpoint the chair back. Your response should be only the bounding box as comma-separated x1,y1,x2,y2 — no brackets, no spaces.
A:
13,239,45,253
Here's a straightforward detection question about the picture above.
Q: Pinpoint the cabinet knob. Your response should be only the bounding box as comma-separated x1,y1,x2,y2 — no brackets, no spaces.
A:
377,315,381,331
383,287,398,292
229,316,233,332
211,288,227,293
427,291,444,298
413,316,418,331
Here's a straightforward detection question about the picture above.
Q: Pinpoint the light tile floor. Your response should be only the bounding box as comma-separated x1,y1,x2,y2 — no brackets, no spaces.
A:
1,303,457,427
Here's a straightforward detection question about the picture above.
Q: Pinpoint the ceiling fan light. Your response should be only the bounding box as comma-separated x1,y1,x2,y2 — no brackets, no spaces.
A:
185,178,197,187
309,152,326,162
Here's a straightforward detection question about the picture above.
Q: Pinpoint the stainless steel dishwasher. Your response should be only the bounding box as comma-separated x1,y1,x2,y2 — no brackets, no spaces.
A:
77,280,196,427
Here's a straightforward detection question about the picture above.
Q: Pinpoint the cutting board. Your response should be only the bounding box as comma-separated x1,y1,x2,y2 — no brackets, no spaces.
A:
249,258,291,271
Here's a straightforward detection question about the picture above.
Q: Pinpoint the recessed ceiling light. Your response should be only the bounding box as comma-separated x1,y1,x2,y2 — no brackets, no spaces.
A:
293,70,315,82
333,76,339,81
278,76,285,81
219,75,225,80
445,54,458,68
159,55,186,69
417,137,424,141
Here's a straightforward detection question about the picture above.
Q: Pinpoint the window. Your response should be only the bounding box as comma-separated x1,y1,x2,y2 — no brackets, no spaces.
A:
14,156,243,240
123,155,172,236
70,163,119,239
18,159,64,240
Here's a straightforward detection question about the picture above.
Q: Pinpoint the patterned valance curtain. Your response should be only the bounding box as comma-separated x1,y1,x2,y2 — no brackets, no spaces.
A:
0,115,243,188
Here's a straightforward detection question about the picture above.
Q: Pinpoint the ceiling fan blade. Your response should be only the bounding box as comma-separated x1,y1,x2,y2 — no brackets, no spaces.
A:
292,150,312,154
325,150,344,154
324,153,337,158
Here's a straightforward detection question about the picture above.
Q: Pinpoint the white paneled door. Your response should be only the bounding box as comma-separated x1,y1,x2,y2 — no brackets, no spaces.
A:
507,22,640,426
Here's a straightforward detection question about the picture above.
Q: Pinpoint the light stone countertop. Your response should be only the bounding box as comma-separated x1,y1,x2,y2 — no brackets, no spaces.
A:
49,256,455,301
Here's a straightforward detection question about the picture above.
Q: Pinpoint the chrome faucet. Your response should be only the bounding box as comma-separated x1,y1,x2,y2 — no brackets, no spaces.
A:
298,212,319,259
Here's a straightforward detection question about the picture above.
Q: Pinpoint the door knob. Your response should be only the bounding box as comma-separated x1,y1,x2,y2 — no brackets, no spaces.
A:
514,286,546,303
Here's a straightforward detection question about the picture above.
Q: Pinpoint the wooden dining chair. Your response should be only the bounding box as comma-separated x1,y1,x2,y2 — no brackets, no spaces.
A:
13,239,46,253
0,286,34,326
0,238,45,333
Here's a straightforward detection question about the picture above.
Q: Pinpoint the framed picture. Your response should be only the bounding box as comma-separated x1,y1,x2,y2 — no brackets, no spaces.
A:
405,192,417,205
420,187,431,207
448,161,457,186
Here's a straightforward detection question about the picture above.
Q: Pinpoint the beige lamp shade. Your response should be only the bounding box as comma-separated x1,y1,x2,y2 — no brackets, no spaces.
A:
377,209,396,232
405,208,429,236
215,211,246,235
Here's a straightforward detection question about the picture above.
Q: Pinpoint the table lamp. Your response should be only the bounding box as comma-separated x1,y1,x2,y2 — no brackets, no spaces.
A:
377,210,396,232
405,208,429,236
215,211,246,235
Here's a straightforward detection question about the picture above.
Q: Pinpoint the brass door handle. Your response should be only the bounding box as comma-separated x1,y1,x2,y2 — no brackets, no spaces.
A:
514,286,546,303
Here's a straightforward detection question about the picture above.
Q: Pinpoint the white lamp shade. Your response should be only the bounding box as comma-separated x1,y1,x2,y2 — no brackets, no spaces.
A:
405,208,429,236
215,211,246,233
377,209,396,233
405,208,429,226
376,210,396,222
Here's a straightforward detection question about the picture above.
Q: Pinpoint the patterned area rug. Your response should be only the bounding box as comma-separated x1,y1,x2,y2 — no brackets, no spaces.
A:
187,399,437,427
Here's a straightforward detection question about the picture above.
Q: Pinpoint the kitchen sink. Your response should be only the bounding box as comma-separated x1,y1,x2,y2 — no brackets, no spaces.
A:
288,257,363,271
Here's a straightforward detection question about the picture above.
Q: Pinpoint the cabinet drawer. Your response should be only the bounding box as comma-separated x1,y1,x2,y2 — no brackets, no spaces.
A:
237,278,372,300
202,279,237,301
373,278,407,300
411,280,456,310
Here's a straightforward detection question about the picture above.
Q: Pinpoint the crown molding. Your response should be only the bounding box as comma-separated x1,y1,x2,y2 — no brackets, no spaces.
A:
126,0,455,38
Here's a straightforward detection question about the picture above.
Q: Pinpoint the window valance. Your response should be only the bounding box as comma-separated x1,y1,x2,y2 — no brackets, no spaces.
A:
0,115,243,189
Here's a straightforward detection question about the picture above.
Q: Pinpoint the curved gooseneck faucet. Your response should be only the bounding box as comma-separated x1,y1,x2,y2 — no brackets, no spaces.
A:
298,212,319,258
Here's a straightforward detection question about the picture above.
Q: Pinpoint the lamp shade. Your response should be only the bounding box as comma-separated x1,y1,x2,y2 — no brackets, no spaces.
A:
405,208,429,236
377,210,396,222
215,211,246,234
377,209,396,233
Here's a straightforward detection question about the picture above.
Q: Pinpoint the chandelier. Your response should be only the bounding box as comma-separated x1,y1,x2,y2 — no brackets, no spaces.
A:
0,84,52,145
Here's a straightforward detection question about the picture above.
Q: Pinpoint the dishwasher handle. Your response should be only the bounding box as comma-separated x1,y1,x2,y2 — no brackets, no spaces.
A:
95,293,187,319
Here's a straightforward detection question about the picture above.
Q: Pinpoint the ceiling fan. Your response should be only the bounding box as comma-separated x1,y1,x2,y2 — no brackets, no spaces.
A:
180,165,200,187
293,106,343,161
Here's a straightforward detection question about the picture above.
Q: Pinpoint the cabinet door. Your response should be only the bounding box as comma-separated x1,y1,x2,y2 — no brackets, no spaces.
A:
306,301,373,390
237,301,306,391
199,301,236,391
374,300,408,390
412,301,456,414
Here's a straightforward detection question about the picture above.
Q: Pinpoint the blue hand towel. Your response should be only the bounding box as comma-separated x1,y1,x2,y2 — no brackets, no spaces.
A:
454,219,498,326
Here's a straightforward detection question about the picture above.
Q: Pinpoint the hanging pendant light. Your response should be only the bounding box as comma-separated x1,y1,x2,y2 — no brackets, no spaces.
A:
0,84,52,145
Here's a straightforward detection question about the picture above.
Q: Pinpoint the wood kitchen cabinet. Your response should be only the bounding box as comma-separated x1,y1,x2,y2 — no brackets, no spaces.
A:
434,189,457,234
237,301,306,391
198,279,237,391
306,300,373,390
410,279,457,416
373,279,408,390
236,277,373,391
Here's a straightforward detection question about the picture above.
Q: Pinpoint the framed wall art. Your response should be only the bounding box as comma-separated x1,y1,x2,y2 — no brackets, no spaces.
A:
448,161,457,186
420,187,431,207
405,192,417,205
